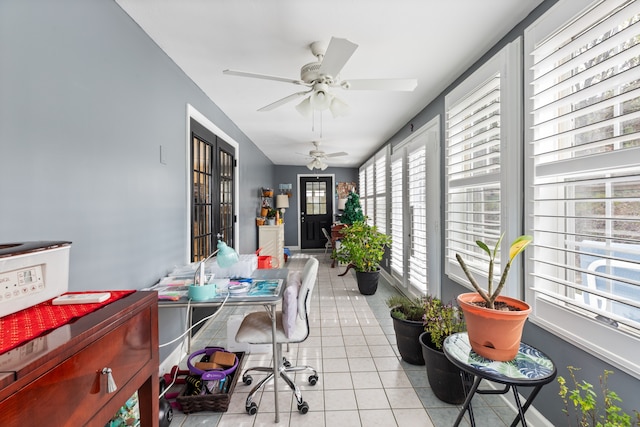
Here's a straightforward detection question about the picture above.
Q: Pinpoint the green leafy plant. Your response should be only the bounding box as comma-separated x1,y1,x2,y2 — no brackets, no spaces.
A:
422,295,466,349
335,220,391,272
386,295,425,322
558,366,639,427
340,191,365,225
455,233,532,309
266,208,277,218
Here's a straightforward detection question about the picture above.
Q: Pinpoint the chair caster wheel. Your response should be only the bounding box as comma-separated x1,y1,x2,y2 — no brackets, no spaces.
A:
308,375,318,386
246,402,258,415
283,360,292,368
243,374,252,385
297,401,309,414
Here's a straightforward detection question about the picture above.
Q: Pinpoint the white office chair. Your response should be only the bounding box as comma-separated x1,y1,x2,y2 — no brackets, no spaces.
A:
235,257,319,415
321,227,332,256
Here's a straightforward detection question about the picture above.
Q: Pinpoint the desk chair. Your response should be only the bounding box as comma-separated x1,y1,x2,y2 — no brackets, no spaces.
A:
321,227,332,256
235,257,319,415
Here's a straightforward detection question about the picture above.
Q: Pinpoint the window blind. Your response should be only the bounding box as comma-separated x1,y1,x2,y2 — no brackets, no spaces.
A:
408,141,428,292
528,0,640,336
446,73,504,278
365,163,374,224
390,156,404,277
375,154,387,234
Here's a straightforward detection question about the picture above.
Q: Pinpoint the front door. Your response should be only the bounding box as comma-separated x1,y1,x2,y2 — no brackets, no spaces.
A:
300,176,333,249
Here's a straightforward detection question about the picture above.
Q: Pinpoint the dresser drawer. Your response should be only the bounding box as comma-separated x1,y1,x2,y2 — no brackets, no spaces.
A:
0,305,153,426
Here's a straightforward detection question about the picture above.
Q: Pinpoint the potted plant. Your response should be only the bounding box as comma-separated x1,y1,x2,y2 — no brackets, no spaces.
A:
558,366,640,426
386,295,426,365
419,295,467,404
265,208,277,225
335,220,392,295
455,233,533,361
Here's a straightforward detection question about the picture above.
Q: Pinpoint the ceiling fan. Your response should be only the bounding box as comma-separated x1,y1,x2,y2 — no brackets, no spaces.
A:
223,37,417,117
302,141,348,170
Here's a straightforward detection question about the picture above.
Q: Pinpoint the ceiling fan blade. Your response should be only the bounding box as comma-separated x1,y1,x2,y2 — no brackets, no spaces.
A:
318,37,358,77
346,78,418,91
223,69,305,85
258,90,311,111
325,152,348,158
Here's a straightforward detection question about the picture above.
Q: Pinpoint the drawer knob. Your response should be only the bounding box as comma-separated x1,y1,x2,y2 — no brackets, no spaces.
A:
101,367,118,393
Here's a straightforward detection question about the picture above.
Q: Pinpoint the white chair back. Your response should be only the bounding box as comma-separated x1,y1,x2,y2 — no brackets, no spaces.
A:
298,258,319,321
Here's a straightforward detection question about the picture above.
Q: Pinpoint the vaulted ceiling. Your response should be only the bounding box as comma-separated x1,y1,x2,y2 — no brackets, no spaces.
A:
116,0,544,168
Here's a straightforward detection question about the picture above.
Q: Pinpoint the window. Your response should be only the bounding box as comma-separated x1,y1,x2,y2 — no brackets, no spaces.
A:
525,0,640,375
445,39,523,296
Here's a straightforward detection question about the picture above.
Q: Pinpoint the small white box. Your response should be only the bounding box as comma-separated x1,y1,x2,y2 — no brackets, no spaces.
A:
226,314,271,354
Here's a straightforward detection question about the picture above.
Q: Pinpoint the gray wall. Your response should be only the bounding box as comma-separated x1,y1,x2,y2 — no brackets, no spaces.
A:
0,0,273,360
380,0,640,423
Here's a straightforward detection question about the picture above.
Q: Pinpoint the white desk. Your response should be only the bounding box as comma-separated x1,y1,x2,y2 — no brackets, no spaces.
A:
156,268,288,423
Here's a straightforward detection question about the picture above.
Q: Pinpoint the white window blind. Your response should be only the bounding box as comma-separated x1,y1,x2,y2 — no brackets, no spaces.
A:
358,167,366,217
365,163,375,224
375,153,387,234
445,39,522,295
408,141,428,292
526,0,640,375
390,156,404,278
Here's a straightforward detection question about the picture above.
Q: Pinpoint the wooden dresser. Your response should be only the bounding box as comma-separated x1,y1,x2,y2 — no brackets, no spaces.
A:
0,291,159,426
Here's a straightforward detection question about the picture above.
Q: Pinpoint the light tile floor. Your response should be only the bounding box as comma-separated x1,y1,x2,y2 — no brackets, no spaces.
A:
165,252,526,427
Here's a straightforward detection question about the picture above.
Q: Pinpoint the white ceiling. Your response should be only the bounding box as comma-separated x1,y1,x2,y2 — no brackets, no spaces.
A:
116,0,543,168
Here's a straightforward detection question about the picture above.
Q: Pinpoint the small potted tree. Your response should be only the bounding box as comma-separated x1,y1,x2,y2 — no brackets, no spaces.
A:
386,295,426,365
419,295,466,404
335,220,391,295
455,233,532,361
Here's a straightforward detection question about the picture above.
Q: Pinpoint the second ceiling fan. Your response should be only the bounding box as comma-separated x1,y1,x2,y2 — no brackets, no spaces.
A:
223,37,417,117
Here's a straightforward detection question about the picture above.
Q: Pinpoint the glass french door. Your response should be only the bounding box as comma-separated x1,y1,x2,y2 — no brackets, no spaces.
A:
390,118,440,295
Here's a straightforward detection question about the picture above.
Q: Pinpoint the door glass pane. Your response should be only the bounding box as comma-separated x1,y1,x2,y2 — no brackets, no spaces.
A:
306,181,327,215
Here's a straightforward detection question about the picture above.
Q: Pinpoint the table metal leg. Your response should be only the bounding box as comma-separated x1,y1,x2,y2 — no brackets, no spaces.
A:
454,374,482,427
269,303,280,423
509,385,543,427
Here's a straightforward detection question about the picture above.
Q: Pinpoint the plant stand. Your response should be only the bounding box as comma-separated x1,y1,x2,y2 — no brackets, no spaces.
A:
443,332,557,427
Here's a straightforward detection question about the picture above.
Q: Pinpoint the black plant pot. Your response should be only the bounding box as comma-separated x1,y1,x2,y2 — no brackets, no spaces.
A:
391,314,425,365
419,332,466,404
355,270,379,295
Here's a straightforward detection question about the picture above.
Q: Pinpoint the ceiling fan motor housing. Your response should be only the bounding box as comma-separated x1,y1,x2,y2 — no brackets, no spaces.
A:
300,62,322,83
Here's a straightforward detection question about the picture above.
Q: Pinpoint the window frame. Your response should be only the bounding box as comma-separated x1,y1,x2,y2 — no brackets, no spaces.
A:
524,0,640,378
445,38,524,298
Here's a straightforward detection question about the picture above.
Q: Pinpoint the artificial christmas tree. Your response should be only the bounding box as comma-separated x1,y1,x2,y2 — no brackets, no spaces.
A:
341,191,364,225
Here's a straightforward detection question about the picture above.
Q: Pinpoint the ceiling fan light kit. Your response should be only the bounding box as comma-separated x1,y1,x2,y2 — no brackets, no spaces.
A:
307,158,328,171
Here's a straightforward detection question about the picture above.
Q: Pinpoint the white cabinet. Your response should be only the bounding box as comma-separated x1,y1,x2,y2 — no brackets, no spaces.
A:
258,224,285,268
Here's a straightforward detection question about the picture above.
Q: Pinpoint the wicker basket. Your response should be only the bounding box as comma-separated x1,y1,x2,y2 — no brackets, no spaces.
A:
177,351,244,413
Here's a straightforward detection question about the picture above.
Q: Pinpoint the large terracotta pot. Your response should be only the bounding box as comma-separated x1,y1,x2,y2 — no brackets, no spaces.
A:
419,332,465,404
391,313,425,365
457,292,531,361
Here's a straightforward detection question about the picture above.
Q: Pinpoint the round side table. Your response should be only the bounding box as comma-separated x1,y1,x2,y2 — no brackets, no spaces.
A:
443,332,556,427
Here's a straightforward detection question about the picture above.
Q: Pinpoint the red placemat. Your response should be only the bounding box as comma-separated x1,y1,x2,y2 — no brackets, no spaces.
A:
0,290,135,355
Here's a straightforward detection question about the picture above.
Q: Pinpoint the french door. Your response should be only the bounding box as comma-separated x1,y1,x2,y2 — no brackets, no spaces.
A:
390,118,440,295
190,118,236,262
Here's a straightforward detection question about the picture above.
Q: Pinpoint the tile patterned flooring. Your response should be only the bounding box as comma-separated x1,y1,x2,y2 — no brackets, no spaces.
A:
166,252,527,427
